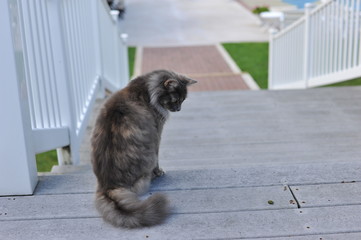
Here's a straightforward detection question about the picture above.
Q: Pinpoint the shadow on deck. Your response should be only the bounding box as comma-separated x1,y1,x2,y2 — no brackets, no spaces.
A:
1,87,361,239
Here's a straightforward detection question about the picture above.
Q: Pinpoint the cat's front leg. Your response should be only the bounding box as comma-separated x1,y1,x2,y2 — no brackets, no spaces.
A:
153,143,164,179
152,166,165,180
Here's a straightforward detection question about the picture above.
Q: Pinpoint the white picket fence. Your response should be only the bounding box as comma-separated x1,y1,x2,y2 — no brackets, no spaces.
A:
269,0,361,89
0,0,129,195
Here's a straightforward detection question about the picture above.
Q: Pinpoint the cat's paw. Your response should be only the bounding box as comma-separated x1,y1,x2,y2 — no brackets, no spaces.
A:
152,167,165,179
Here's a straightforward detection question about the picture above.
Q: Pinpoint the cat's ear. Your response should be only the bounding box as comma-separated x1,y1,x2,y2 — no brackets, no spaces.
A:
185,78,197,86
183,77,197,86
164,79,179,90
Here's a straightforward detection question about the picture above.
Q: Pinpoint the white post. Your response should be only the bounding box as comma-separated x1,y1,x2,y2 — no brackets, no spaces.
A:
268,28,278,89
94,0,106,98
120,33,129,87
0,0,38,195
110,10,120,22
303,3,314,88
111,10,122,87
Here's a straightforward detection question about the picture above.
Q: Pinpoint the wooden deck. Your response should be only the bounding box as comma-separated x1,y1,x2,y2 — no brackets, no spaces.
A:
1,87,361,239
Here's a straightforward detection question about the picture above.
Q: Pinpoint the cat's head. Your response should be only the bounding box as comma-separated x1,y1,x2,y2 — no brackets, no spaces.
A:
147,70,197,117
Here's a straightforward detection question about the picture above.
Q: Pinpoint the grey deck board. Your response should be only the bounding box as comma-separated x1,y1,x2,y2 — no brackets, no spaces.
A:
291,182,361,208
33,162,361,195
1,205,361,240
254,232,361,240
0,186,295,221
159,141,361,161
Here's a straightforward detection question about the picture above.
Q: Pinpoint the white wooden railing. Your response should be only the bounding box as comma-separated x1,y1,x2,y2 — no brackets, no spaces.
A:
269,0,361,89
0,0,129,195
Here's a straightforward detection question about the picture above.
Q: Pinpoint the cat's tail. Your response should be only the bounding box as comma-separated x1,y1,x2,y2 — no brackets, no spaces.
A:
95,188,170,228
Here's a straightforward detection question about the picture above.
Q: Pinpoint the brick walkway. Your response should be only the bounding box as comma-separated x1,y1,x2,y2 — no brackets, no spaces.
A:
139,45,250,92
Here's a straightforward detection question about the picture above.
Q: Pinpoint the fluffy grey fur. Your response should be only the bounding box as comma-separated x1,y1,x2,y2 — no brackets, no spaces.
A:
91,70,196,228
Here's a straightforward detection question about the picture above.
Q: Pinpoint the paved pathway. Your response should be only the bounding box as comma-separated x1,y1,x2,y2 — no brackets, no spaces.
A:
120,0,268,47
138,45,251,91
121,0,269,91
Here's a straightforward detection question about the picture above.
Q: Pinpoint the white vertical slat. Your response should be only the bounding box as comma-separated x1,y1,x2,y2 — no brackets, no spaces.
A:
319,8,325,76
303,3,313,88
348,0,355,68
43,0,62,127
63,1,78,120
338,0,345,71
353,0,361,66
318,8,324,76
309,14,316,78
284,33,289,82
74,0,86,113
39,1,57,128
324,3,330,75
67,0,83,138
297,23,305,82
333,0,339,73
268,29,276,89
80,0,91,101
329,0,335,74
69,0,83,125
280,37,285,84
315,12,321,77
25,1,44,128
274,38,279,88
343,0,350,70
37,1,51,127
276,38,281,87
34,0,52,128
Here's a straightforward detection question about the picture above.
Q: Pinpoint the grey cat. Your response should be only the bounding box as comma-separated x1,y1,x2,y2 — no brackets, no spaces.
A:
91,70,197,228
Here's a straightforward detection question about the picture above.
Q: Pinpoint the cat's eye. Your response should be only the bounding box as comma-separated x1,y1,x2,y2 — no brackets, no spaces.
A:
171,98,178,103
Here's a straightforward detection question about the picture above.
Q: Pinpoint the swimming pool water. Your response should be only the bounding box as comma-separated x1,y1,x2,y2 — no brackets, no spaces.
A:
282,0,319,8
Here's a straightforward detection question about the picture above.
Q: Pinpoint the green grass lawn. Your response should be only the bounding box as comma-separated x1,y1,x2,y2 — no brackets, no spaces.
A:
222,42,269,89
322,77,361,87
36,150,58,172
128,47,136,78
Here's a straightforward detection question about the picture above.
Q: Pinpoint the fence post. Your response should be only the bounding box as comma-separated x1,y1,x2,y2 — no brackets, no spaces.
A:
0,0,38,195
120,33,129,87
94,0,106,98
110,10,129,89
303,3,314,88
110,10,123,87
